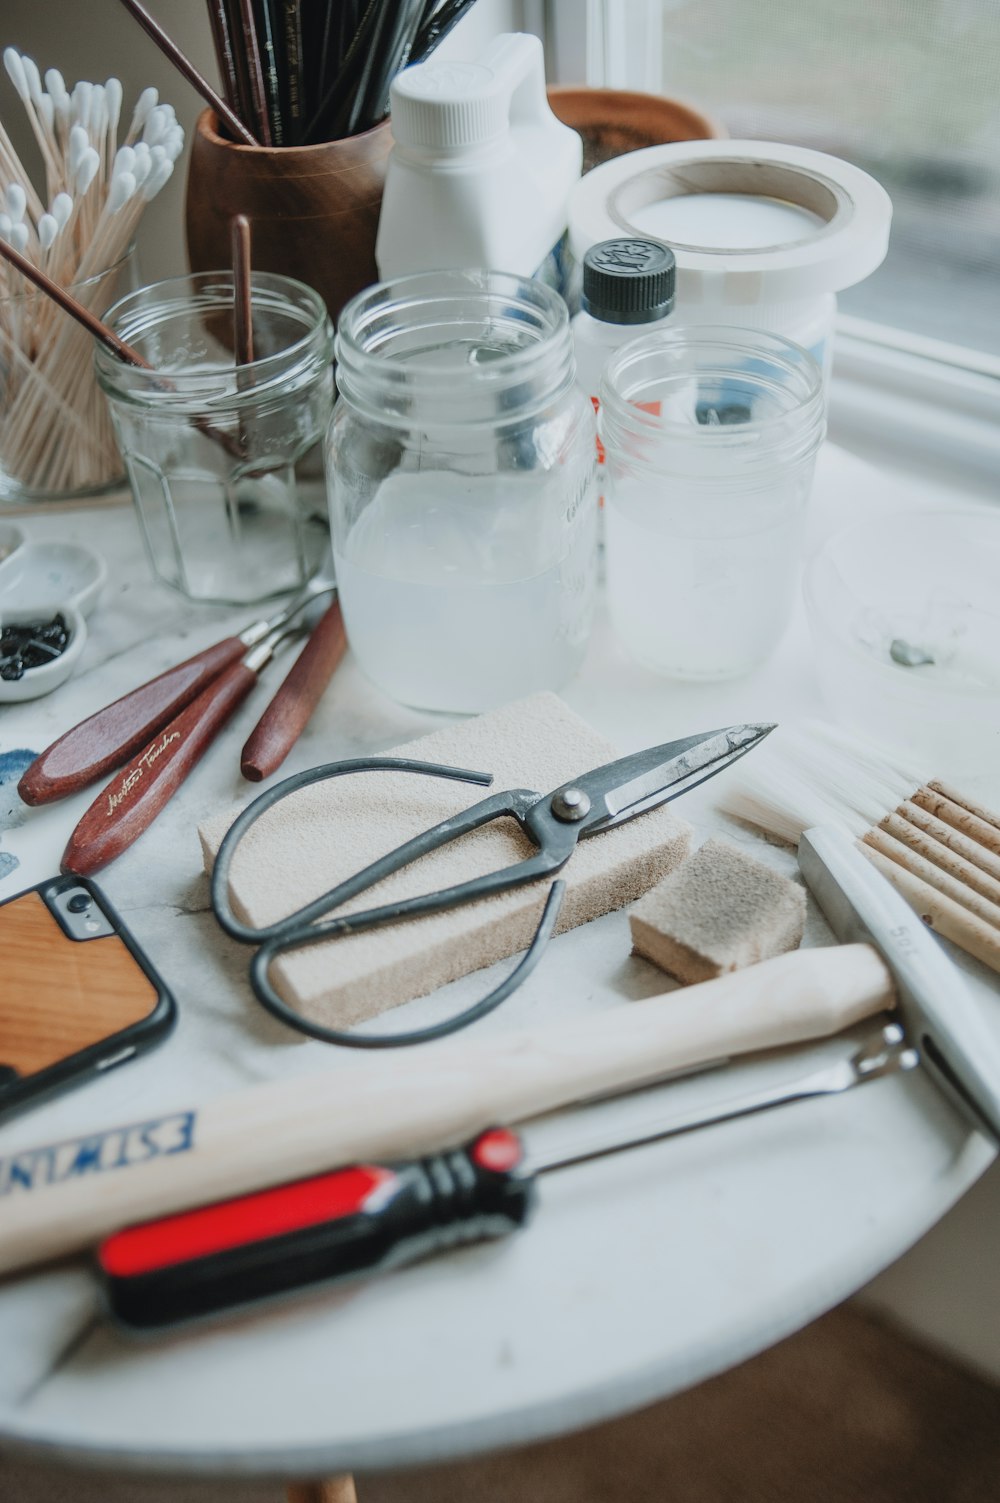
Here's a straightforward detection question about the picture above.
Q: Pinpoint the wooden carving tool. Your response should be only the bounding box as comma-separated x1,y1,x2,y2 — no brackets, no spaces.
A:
60,624,306,876
18,584,335,804
0,942,894,1277
241,596,347,780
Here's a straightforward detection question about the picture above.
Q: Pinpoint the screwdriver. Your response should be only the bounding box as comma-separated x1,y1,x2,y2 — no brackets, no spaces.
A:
96,1024,916,1332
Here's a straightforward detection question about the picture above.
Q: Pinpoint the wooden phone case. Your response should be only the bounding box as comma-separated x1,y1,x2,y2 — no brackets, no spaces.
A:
0,877,175,1120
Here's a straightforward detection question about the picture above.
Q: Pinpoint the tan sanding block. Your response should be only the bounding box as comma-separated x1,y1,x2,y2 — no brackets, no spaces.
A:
630,837,806,985
200,693,692,1027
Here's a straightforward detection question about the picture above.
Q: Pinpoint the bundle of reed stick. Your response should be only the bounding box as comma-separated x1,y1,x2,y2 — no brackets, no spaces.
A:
0,50,182,497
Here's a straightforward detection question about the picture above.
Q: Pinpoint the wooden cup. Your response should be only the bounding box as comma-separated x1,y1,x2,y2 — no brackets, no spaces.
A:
185,109,393,325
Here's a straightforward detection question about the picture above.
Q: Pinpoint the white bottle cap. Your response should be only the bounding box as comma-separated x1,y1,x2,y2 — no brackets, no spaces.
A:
390,61,508,149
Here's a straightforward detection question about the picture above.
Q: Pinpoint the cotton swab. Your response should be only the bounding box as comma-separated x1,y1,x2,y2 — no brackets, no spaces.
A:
0,55,183,494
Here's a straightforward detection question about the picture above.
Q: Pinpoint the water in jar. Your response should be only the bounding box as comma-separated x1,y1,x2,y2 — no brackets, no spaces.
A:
604,465,810,680
334,466,596,713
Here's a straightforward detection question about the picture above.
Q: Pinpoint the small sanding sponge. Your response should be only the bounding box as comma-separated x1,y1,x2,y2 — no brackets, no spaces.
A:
200,693,692,1028
629,837,806,985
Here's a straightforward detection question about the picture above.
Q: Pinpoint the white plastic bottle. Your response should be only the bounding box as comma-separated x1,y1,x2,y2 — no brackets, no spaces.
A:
375,33,581,289
572,238,676,491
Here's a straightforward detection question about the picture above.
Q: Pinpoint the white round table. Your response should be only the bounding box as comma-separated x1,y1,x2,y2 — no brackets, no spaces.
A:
0,447,995,1484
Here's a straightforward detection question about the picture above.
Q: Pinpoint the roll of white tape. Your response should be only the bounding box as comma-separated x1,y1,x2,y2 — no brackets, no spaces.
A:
568,140,892,307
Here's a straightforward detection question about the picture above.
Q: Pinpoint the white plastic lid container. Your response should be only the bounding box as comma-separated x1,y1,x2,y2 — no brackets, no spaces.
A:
569,140,892,384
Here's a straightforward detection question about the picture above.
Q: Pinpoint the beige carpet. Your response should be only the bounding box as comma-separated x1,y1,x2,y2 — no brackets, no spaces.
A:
2,1304,999,1502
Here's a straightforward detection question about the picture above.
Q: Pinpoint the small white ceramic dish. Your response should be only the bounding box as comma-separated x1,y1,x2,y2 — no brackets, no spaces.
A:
0,534,106,702
0,600,87,702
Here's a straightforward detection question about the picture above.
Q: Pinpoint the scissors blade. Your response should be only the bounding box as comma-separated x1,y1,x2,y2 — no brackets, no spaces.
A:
571,723,775,832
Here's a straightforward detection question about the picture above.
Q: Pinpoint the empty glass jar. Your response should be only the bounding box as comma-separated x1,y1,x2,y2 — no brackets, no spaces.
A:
97,272,334,605
327,270,597,714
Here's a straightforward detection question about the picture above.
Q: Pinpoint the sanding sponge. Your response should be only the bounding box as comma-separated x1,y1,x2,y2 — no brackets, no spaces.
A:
200,693,692,1028
629,837,806,985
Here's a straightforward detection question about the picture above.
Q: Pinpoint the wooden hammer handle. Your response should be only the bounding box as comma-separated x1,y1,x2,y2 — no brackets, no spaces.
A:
0,943,893,1277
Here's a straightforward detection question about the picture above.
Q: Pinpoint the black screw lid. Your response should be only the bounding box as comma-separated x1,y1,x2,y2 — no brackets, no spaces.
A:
581,238,676,325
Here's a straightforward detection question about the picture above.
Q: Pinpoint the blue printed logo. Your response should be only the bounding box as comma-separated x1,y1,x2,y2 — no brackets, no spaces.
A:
0,1111,196,1195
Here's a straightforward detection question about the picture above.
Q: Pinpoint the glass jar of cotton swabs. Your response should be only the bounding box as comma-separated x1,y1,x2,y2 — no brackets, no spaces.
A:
0,52,181,502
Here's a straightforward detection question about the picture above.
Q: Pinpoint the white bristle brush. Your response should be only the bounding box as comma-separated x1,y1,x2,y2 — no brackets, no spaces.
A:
716,721,1000,974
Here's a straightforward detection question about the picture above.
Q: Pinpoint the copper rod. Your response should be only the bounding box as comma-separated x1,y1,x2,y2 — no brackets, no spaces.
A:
0,237,148,367
117,0,260,146
231,214,254,365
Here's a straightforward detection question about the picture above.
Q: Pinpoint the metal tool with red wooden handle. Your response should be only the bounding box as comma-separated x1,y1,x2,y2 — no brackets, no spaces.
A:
241,597,347,781
17,582,335,806
97,1027,915,1332
60,627,303,876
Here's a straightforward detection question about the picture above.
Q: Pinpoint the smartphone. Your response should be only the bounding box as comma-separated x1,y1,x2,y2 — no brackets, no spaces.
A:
0,874,175,1122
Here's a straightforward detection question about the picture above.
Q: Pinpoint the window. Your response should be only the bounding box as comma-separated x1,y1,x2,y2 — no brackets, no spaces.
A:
555,0,1000,361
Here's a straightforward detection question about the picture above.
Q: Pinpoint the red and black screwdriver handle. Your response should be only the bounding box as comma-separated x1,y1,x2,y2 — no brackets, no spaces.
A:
96,1129,535,1332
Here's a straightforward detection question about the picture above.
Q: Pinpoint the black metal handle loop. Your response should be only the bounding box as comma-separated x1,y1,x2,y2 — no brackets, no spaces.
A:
209,757,578,1048
211,757,497,945
248,881,566,1049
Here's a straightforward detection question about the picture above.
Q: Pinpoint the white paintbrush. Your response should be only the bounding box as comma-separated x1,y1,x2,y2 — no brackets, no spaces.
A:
716,720,1000,974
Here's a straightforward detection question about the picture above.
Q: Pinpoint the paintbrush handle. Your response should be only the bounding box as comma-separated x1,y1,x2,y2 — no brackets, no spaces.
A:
118,0,259,145
240,598,346,781
61,661,259,877
0,943,893,1275
18,638,247,806
862,844,1000,975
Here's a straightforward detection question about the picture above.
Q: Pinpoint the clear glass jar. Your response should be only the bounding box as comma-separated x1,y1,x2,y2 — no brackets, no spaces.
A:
600,326,825,680
327,270,597,714
97,272,334,606
0,245,137,503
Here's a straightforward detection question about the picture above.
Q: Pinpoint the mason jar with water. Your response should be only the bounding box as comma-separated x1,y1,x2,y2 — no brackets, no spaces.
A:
327,270,598,714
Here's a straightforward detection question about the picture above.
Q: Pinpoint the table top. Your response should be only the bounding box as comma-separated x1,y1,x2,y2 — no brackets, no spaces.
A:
0,444,996,1484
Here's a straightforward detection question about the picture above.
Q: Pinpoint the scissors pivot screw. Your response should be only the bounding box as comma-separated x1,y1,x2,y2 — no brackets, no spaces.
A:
551,788,591,823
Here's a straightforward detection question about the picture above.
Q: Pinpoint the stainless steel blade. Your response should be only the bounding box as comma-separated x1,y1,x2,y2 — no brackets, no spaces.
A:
570,723,775,834
526,1023,917,1178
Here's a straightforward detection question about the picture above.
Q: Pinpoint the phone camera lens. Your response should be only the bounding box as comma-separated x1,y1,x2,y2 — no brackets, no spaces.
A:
67,892,92,913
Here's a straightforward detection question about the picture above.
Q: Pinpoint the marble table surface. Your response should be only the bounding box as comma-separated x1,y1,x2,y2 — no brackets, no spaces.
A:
0,444,996,1484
